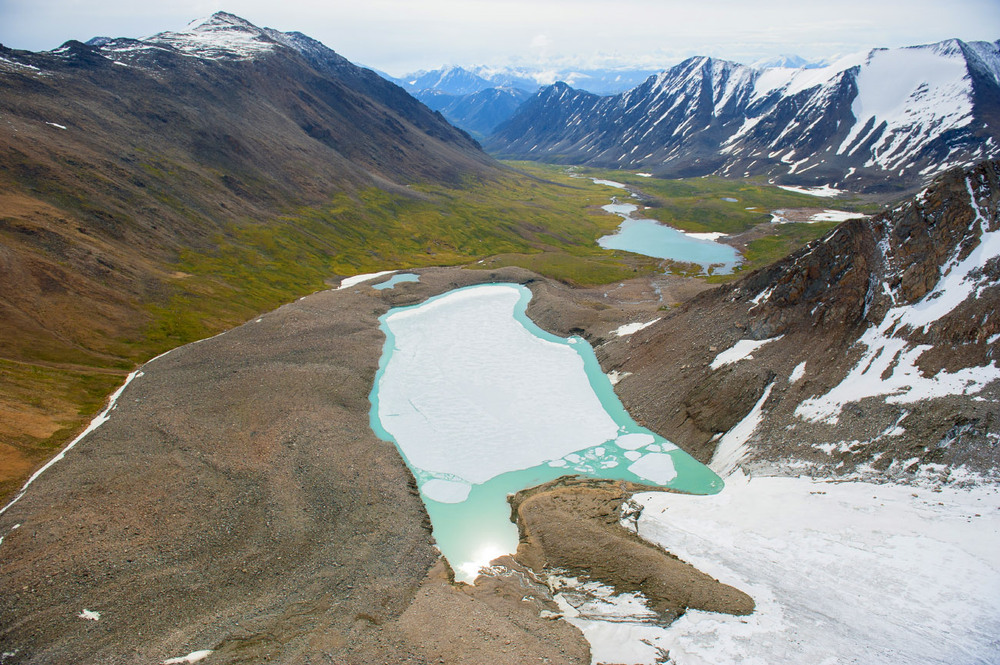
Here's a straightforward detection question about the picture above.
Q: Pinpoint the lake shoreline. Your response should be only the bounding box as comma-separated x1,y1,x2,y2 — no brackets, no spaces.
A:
0,264,709,664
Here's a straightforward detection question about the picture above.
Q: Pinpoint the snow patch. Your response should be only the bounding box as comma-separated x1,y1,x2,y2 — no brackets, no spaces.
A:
162,650,213,665
613,319,660,337
607,370,632,385
777,184,845,197
711,336,783,370
78,609,100,621
789,361,807,383
796,179,1000,423
710,382,775,477
337,270,396,290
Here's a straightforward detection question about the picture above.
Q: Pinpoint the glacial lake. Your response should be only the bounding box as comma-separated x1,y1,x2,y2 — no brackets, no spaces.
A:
369,283,722,582
598,202,741,274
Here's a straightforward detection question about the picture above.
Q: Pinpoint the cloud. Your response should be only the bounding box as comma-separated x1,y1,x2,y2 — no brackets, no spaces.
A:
1,0,998,75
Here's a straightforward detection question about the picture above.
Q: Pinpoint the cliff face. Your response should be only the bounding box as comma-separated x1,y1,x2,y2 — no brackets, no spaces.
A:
602,160,1000,481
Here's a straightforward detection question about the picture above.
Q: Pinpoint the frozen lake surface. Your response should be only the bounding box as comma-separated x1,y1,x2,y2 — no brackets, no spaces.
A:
598,203,741,274
370,284,721,581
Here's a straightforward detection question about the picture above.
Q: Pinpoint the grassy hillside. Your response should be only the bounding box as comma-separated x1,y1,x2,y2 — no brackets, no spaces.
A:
1,157,888,502
0,169,644,501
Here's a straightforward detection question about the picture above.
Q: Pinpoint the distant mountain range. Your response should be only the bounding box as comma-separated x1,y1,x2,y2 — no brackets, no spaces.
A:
486,39,1000,192
380,65,660,137
388,65,662,96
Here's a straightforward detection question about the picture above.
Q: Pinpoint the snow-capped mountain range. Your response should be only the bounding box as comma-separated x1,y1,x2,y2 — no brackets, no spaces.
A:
488,39,1000,192
391,65,660,96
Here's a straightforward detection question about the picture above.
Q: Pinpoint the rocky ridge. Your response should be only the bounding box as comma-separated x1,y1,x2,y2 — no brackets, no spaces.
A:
599,160,1000,482
488,40,1000,192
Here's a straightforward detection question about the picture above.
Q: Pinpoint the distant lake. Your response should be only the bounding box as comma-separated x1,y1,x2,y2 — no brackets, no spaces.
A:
369,284,722,582
598,201,742,274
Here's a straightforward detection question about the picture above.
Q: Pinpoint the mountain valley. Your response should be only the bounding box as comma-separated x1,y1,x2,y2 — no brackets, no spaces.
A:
0,11,998,665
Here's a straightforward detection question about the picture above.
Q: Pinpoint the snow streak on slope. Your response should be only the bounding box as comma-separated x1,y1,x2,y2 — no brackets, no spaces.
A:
797,177,1000,424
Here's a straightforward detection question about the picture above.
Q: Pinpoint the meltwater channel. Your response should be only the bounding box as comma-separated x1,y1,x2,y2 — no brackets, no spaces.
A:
369,283,722,582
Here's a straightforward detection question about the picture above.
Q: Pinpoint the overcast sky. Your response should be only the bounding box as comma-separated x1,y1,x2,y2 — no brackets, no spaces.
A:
2,0,998,75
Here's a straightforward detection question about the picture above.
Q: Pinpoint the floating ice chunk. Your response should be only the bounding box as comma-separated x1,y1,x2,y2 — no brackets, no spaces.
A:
625,451,642,462
615,433,656,450
685,231,728,240
421,479,472,504
627,453,678,484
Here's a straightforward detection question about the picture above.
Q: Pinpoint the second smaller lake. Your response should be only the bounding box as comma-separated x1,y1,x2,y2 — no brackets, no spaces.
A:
598,203,741,274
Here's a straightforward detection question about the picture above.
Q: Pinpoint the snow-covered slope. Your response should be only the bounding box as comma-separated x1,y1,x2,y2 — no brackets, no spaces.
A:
580,159,1000,664
602,159,1000,482
489,39,1000,192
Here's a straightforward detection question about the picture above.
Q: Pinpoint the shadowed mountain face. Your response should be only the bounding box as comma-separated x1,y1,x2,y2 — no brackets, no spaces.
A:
0,12,500,497
488,40,1000,193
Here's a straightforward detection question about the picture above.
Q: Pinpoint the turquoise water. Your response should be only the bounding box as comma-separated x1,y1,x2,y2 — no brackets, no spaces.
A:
598,204,741,274
373,273,421,290
369,284,723,582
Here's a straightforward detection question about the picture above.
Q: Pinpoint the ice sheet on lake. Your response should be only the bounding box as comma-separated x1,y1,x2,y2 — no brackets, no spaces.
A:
377,285,620,484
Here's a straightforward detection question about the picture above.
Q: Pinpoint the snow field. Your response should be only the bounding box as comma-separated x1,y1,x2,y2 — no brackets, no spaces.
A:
630,473,1000,665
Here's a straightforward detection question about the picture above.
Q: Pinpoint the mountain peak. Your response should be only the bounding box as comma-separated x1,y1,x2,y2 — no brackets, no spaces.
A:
147,11,277,60
184,11,261,33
